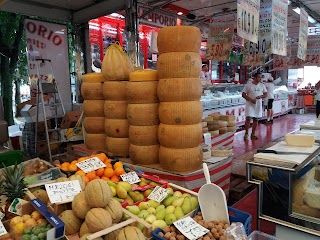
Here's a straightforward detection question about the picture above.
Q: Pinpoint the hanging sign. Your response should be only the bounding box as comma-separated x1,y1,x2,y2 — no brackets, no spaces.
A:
271,0,288,56
297,8,308,61
237,0,260,44
206,15,235,61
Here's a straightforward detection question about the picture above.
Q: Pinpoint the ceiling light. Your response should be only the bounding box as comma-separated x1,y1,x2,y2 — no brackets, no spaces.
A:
148,18,152,22
308,16,317,24
293,7,300,15
177,12,183,16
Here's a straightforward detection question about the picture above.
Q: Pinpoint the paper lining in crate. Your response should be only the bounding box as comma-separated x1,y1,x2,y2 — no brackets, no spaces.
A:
122,158,232,198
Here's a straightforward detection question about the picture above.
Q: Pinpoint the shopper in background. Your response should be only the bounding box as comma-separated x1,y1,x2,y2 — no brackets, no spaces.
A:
242,73,267,140
200,64,211,82
264,77,275,123
315,80,320,118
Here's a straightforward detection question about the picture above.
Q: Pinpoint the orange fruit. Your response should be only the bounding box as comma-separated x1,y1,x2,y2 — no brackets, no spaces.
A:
114,162,123,169
61,166,69,172
104,158,111,164
68,164,78,172
101,176,110,181
75,170,86,176
96,168,105,177
82,176,90,185
94,176,100,179
71,160,78,165
86,171,96,181
105,163,113,169
114,167,125,177
104,168,114,178
55,163,61,168
110,175,120,182
97,153,107,161
61,162,70,169
78,157,87,162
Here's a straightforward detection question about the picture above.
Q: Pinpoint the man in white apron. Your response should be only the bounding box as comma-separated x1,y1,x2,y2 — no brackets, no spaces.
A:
242,73,267,140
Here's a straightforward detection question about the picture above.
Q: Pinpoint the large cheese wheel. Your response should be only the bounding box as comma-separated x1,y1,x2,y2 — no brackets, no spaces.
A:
159,101,203,125
127,103,159,126
157,52,201,79
85,133,106,151
81,82,104,100
129,144,159,165
83,73,106,83
157,26,201,54
103,81,127,101
126,81,159,104
220,115,236,121
157,78,202,102
158,123,202,148
129,69,158,81
105,119,129,138
84,117,105,134
219,127,228,134
105,137,129,157
227,121,236,127
129,125,158,145
159,146,203,172
209,113,221,120
104,101,127,119
83,100,105,117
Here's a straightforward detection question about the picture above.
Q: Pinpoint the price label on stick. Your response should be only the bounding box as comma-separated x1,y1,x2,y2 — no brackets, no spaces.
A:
76,157,106,173
0,221,8,237
147,186,169,203
45,180,82,204
174,216,209,240
120,172,141,184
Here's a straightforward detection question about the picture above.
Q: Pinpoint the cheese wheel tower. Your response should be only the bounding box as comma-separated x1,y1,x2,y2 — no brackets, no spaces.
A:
127,70,160,165
157,26,203,172
81,73,107,151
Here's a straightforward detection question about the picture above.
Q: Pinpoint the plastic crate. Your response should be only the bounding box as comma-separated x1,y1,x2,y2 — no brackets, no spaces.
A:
248,231,280,240
153,206,252,240
0,150,24,168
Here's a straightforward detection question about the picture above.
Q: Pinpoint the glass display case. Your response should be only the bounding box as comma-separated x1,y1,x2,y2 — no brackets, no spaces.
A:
247,141,320,236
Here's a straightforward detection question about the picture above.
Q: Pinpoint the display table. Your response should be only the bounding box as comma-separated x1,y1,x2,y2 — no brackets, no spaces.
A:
300,120,320,130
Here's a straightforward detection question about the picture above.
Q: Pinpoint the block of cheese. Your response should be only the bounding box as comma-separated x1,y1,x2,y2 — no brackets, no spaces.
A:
220,115,236,121
201,122,208,128
104,100,127,119
127,103,159,126
227,121,236,127
126,81,158,104
103,81,127,101
202,127,209,133
285,134,315,147
83,100,105,117
157,52,202,79
84,117,105,134
81,82,104,100
83,73,106,82
211,147,233,157
205,116,214,122
219,127,228,134
210,130,220,136
129,144,159,165
304,185,320,209
218,121,228,127
209,113,221,120
227,126,236,132
129,69,158,81
105,119,129,138
207,121,220,131
105,137,129,157
129,125,158,146
292,168,315,205
292,203,320,218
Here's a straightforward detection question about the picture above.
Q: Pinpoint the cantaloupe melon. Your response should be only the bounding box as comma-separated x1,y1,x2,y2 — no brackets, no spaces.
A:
84,117,105,134
127,103,159,126
126,81,158,104
81,82,104,100
129,144,159,165
85,133,106,151
104,100,127,119
116,226,146,240
80,233,103,240
32,189,49,205
69,174,85,191
129,125,158,146
83,100,105,117
85,179,112,208
72,192,91,219
59,210,82,235
85,208,112,233
104,198,123,224
79,222,90,237
105,119,129,138
103,81,127,101
105,137,129,157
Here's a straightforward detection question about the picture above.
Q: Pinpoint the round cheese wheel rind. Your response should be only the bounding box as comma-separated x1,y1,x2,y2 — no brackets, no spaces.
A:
81,82,104,100
105,137,129,157
127,103,159,126
209,113,221,120
83,100,105,117
83,73,106,83
220,115,236,121
105,119,129,138
159,146,203,172
129,69,158,81
227,121,236,127
158,123,202,149
159,101,203,125
219,127,228,134
103,81,127,100
129,144,159,165
157,78,202,102
85,133,106,151
84,117,105,134
129,125,159,145
227,126,236,132
157,52,202,79
157,26,201,54
126,81,159,104
104,100,127,119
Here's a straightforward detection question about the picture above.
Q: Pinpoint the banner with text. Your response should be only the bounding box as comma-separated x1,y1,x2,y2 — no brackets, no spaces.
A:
243,0,272,66
297,8,308,61
25,19,71,111
271,0,288,56
206,15,235,61
237,0,260,44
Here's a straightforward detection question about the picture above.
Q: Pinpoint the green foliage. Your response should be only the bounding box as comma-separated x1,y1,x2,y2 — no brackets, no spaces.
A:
0,12,21,49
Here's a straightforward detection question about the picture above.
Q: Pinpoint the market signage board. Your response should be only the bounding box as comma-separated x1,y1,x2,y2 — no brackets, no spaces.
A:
206,15,235,61
138,6,177,27
297,8,308,61
45,180,82,204
271,0,288,56
237,0,260,44
76,157,106,173
308,27,320,35
25,19,71,111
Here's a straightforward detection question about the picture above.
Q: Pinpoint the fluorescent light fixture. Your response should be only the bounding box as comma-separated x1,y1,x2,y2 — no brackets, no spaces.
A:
293,7,300,15
293,7,318,24
177,12,183,15
148,18,152,22
110,13,125,19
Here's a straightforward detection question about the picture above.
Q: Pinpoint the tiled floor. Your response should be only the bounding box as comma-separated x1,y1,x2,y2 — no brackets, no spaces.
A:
231,113,315,176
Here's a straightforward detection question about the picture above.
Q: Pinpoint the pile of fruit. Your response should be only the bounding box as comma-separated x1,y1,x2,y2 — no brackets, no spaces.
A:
125,188,198,230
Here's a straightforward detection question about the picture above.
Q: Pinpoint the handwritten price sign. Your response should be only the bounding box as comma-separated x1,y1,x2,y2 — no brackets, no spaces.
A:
174,217,209,240
120,172,141,184
45,180,82,204
76,157,106,173
0,221,7,237
147,186,169,203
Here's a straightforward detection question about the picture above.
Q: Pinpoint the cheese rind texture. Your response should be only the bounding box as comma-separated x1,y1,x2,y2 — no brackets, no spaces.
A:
285,134,315,147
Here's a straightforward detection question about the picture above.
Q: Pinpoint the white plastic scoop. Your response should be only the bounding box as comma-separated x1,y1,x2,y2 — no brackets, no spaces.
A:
198,163,229,223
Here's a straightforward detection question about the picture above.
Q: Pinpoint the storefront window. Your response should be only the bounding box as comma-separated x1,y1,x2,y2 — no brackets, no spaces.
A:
211,61,219,80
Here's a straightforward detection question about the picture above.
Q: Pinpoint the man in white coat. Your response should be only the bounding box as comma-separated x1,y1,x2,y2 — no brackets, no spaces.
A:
242,73,267,140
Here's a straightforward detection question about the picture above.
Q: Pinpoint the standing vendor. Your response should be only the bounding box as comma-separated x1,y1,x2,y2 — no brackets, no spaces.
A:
264,77,275,123
200,64,211,82
315,80,320,118
242,73,267,140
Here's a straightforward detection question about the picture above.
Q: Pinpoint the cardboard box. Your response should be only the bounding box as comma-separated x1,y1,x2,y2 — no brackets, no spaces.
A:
60,128,83,142
21,104,53,123
18,98,37,111
60,111,82,129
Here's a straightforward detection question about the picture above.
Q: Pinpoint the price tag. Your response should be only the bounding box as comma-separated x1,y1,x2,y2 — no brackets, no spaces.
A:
45,180,82,204
76,157,106,173
0,212,4,221
120,172,141,184
0,221,8,237
203,133,211,148
173,216,209,240
147,186,169,203
8,198,28,216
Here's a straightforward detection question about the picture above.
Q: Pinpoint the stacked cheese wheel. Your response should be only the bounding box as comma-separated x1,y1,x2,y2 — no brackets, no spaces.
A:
82,73,107,151
127,70,160,165
205,114,236,134
156,26,203,172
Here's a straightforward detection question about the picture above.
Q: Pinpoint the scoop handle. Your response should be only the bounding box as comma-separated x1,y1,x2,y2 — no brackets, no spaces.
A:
203,163,211,184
